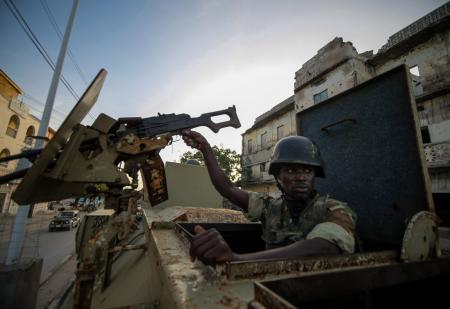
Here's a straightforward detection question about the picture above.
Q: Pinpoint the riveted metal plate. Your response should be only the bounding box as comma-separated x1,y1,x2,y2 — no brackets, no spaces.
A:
297,65,433,249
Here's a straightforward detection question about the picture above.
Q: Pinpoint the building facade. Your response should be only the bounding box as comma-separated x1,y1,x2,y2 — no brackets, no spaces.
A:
0,69,53,214
241,96,296,196
241,2,450,218
368,3,450,220
294,37,375,113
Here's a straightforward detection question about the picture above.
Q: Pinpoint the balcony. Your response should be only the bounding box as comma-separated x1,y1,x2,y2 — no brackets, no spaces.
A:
424,141,450,168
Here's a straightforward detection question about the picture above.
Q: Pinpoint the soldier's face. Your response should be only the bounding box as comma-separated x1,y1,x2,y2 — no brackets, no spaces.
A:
277,164,315,200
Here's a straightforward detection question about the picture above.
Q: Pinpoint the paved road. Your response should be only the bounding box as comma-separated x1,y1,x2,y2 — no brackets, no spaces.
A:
37,255,76,309
33,211,84,283
0,210,79,279
39,221,79,283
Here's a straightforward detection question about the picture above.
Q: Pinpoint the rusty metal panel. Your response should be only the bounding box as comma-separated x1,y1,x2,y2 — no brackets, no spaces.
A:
223,250,397,281
297,65,433,249
140,153,168,206
253,256,450,308
149,223,255,308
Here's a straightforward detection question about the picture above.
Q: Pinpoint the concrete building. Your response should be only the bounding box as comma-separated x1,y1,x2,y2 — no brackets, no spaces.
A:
0,69,54,214
368,2,450,221
294,38,375,112
294,37,375,113
241,2,450,219
241,96,296,196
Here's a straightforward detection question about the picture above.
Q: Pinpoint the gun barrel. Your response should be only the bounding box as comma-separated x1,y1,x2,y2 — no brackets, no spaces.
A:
0,169,29,185
0,149,43,163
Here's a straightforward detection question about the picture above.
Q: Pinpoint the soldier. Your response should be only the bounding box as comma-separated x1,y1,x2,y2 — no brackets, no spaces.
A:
182,130,356,264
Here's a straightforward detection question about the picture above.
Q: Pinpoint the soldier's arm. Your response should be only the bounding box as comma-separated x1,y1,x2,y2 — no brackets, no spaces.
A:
190,225,340,265
305,201,356,254
182,130,249,211
233,238,340,261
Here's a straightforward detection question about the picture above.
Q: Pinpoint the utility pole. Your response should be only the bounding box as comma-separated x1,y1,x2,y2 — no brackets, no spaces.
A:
35,0,79,149
6,0,80,265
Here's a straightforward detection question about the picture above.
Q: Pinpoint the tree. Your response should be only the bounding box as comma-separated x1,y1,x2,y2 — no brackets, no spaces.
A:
179,145,241,182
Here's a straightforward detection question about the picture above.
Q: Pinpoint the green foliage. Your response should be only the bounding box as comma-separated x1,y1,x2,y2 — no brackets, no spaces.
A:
179,145,241,182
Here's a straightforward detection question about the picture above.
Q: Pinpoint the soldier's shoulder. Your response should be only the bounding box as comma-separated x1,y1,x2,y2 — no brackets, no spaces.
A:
266,195,282,207
323,196,356,218
325,197,347,207
248,191,278,207
315,195,350,210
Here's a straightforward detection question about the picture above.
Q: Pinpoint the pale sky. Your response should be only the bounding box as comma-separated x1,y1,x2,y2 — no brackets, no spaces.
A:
1,0,446,162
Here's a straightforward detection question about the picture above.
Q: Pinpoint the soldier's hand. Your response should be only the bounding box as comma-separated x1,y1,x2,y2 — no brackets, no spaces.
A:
181,129,208,151
190,225,235,265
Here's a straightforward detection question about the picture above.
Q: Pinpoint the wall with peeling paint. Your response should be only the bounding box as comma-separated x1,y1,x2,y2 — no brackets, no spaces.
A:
295,57,374,114
373,22,450,196
374,29,450,95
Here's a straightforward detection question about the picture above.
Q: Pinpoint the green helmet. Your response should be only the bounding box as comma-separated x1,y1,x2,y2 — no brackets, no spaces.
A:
268,136,325,177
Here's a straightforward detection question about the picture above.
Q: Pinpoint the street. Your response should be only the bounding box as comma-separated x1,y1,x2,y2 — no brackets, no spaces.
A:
38,216,79,284
35,210,82,309
0,209,80,308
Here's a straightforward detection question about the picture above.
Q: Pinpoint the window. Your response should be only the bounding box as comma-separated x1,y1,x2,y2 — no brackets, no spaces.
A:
260,163,266,172
421,127,431,144
277,125,284,140
245,167,252,178
0,149,10,168
313,89,328,104
247,139,253,154
260,132,267,148
409,65,420,77
6,115,20,138
24,126,35,145
409,65,423,96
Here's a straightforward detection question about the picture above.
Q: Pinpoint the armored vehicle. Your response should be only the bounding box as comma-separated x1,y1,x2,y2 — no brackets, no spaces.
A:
3,65,449,308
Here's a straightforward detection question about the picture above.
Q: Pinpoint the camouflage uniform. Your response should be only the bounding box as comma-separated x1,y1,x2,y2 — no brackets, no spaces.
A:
247,191,356,253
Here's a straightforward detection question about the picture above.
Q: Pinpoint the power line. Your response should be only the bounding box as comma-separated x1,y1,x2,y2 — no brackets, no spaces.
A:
38,0,95,122
24,103,65,129
27,104,64,124
39,0,88,86
22,93,68,120
3,0,80,101
23,92,96,124
4,0,96,122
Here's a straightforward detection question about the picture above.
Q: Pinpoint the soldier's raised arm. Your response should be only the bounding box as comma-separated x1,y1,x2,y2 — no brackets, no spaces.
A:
181,130,249,211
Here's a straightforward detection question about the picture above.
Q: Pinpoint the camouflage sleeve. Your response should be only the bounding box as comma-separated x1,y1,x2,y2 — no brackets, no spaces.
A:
306,200,356,253
246,192,267,222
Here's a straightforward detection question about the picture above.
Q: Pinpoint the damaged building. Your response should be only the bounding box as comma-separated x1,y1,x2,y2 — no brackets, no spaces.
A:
241,96,296,195
241,2,450,221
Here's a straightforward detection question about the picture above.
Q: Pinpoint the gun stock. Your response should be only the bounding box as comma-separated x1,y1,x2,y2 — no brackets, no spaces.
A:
194,105,241,133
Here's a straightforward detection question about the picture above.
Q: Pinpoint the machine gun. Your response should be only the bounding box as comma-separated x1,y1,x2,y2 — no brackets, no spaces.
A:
116,106,241,138
1,69,241,208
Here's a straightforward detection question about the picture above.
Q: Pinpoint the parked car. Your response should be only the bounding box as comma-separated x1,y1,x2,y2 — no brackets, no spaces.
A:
49,210,81,232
